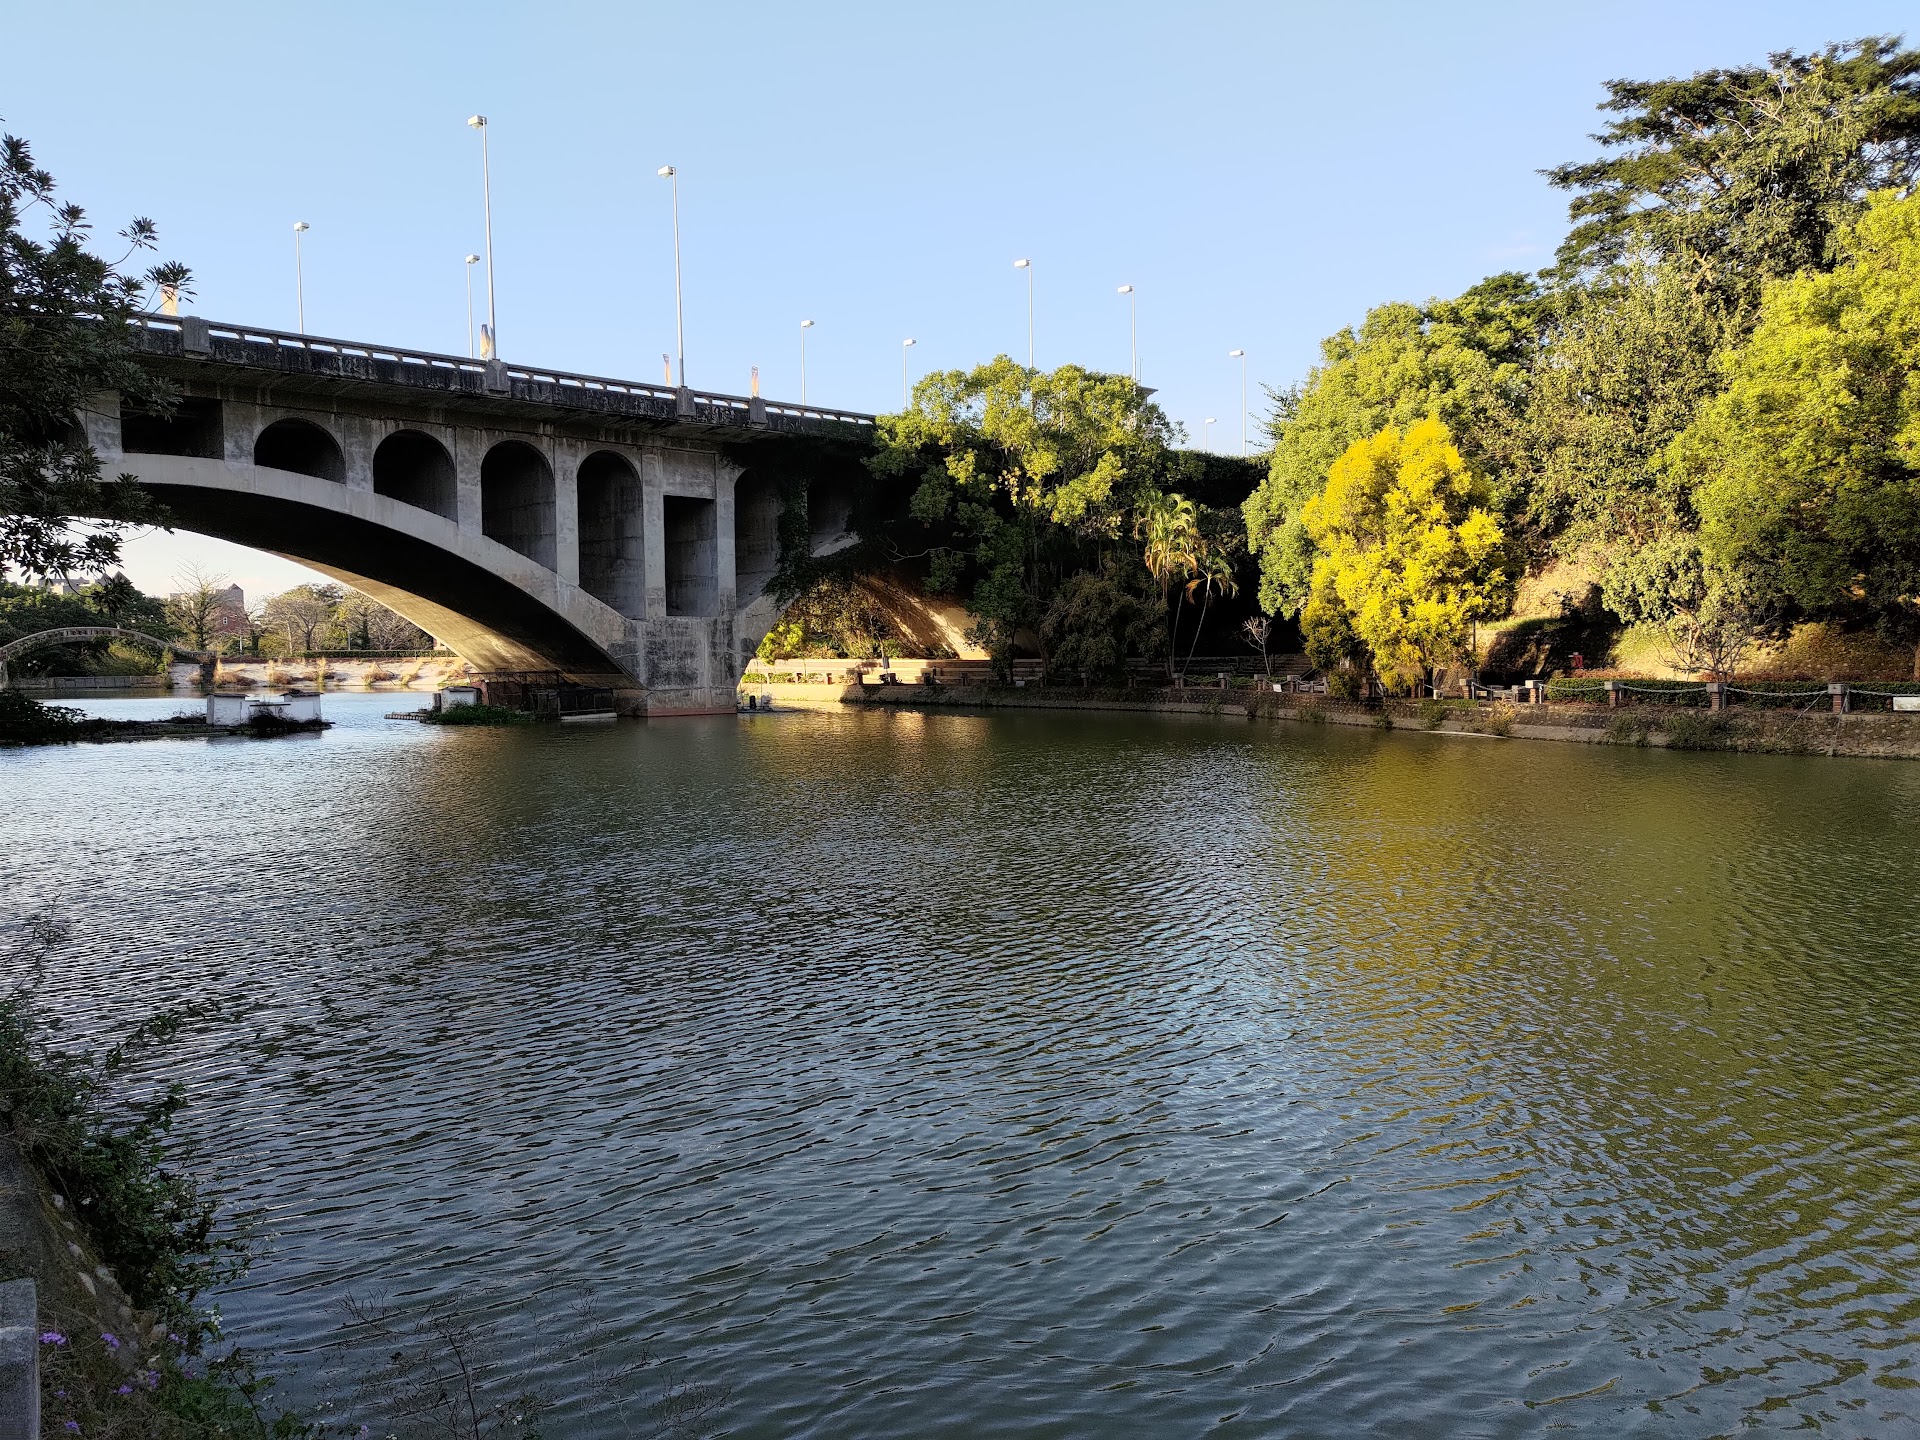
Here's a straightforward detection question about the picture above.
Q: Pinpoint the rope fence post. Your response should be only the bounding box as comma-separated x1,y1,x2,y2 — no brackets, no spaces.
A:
1830,683,1849,715
1706,681,1727,712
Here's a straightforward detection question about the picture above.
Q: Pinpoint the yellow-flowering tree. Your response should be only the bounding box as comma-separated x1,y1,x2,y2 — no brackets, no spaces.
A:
1301,418,1511,691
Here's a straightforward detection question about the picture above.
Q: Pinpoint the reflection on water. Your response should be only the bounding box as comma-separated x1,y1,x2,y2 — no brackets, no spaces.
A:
8,694,1920,1436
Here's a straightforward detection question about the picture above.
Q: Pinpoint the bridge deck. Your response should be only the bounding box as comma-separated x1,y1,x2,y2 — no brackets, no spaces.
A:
131,315,877,438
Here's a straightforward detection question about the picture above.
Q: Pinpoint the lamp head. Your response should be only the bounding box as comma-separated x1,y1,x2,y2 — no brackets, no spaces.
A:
465,253,480,264
657,165,675,178
292,221,309,233
801,319,814,329
1229,349,1245,358
1013,258,1030,269
1205,417,1217,424
903,338,916,347
1117,284,1133,294
467,115,487,129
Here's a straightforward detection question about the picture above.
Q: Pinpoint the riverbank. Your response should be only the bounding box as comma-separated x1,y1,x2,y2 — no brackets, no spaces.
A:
815,682,1920,760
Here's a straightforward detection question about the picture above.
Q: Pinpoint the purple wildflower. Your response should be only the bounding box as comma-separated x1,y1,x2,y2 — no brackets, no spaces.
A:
100,1332,119,1351
39,1330,66,1345
64,1424,80,1434
116,1385,132,1396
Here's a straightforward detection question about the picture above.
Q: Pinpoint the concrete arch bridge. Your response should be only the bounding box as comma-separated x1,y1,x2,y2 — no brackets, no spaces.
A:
86,315,881,714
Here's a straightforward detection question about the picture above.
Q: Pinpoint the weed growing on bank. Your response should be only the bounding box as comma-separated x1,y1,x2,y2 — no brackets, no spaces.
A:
0,917,309,1437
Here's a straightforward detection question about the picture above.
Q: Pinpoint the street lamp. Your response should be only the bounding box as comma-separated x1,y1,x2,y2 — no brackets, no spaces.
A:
1116,285,1136,382
1204,417,1217,453
658,165,685,387
467,115,497,358
464,254,480,357
901,337,916,410
291,222,309,333
1013,258,1033,371
1229,349,1247,453
800,319,814,405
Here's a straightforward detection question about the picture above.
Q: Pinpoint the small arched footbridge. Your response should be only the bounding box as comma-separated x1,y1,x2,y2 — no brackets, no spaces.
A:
86,315,878,714
0,626,214,688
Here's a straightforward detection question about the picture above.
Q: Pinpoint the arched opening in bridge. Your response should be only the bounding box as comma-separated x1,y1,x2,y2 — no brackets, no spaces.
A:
374,430,458,520
481,441,556,570
121,396,223,458
807,476,852,554
663,496,716,617
734,472,780,601
577,451,645,616
252,417,345,482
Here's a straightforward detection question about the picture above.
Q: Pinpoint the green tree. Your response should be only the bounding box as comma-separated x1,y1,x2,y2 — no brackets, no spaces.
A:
873,356,1180,676
1546,37,1920,295
1,127,190,577
1039,561,1163,685
260,582,344,653
1523,262,1741,609
1678,189,1920,658
1302,418,1512,692
1243,275,1539,619
83,572,172,636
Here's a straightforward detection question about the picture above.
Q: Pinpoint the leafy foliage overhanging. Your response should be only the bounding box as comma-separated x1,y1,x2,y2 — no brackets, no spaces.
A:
0,127,192,578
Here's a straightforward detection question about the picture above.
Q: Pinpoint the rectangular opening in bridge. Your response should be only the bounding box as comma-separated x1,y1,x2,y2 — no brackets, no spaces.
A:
120,397,223,458
663,495,716,617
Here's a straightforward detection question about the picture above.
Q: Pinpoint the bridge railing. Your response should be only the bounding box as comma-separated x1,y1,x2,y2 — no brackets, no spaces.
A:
130,315,878,428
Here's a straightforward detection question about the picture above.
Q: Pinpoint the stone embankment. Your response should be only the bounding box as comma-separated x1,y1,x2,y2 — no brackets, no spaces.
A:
0,1134,151,1439
749,680,1920,761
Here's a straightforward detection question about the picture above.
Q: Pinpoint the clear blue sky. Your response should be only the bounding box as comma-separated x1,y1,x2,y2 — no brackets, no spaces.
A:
8,0,1912,596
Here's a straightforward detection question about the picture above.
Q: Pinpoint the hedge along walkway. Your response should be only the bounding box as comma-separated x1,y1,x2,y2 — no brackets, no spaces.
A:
843,683,1920,761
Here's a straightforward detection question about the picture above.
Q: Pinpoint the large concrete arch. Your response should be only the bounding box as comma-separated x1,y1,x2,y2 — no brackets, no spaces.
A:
112,453,635,682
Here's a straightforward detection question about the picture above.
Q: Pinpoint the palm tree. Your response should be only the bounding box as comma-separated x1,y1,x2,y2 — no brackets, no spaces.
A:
1134,492,1199,680
1182,547,1239,677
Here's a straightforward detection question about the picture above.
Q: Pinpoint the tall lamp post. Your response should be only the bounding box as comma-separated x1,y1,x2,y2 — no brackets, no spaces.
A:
1203,417,1217,453
800,318,814,404
1012,258,1033,371
901,337,916,410
658,165,685,387
292,221,309,332
466,115,497,358
464,254,480,357
1117,284,1137,382
1229,349,1248,453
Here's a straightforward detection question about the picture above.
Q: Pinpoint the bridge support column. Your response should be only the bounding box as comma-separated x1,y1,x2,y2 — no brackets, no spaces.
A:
552,441,582,587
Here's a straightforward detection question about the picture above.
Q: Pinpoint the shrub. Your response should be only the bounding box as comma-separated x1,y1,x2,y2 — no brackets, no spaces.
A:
1483,701,1516,737
1662,710,1739,750
0,688,86,744
1606,712,1651,746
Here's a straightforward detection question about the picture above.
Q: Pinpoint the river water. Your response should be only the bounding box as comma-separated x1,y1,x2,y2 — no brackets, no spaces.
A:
7,693,1920,1437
